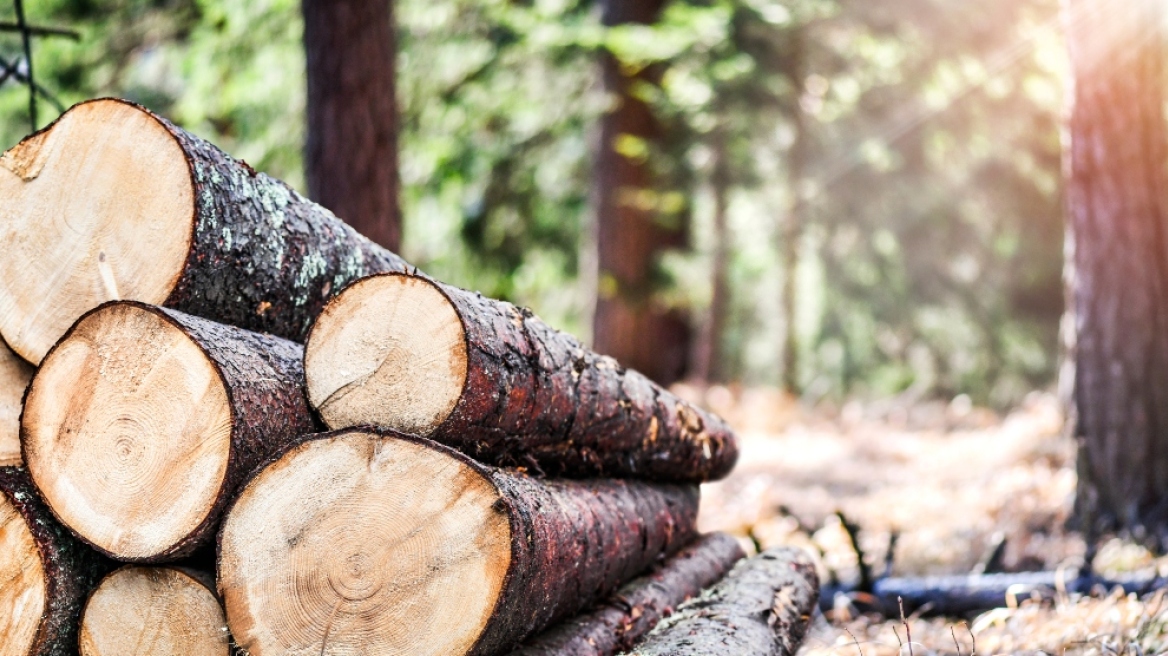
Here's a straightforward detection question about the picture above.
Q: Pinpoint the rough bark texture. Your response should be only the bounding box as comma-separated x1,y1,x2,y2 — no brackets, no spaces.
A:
367,273,737,482
511,532,745,656
592,0,690,385
1062,0,1168,538
303,0,401,252
621,547,818,656
45,302,317,561
457,438,700,656
0,466,110,656
60,98,409,343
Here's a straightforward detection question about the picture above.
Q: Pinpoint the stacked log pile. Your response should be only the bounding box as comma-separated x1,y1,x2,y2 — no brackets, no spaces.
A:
0,98,819,656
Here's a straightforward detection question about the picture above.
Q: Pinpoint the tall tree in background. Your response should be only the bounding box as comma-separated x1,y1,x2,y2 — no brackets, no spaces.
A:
303,0,401,251
592,0,690,384
1064,0,1168,540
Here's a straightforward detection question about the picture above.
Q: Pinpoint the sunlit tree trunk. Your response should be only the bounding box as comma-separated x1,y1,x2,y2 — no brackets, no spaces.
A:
1063,0,1168,541
693,131,730,384
780,26,808,394
302,0,401,252
591,0,690,384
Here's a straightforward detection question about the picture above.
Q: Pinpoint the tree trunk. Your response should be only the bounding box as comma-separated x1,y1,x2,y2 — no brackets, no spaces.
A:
22,302,317,562
302,0,401,252
305,273,738,482
0,466,110,656
0,338,33,466
591,0,689,385
0,98,409,364
511,532,745,656
621,547,818,656
79,566,229,656
780,26,808,395
1063,0,1168,539
218,429,700,656
692,133,730,384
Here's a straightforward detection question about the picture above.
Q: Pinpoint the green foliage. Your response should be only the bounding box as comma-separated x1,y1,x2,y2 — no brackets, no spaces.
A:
1,0,1067,406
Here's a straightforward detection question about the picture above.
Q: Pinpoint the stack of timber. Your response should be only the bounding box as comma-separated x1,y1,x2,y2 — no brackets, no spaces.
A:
0,98,820,656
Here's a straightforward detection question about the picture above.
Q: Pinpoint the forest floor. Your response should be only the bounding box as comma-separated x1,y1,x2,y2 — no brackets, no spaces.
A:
686,386,1168,655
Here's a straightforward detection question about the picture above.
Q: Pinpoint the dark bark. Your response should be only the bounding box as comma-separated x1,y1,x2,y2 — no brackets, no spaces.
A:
40,302,318,561
367,273,737,482
1062,0,1168,538
302,0,401,252
511,532,745,656
620,547,818,656
591,0,690,385
0,466,110,656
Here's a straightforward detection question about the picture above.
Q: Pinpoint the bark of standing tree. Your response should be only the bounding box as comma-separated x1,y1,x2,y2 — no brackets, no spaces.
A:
1063,0,1168,539
780,26,808,395
303,0,401,252
592,0,689,385
692,132,730,385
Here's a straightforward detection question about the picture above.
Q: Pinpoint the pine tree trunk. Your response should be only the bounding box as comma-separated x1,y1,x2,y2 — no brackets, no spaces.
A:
511,532,745,656
0,339,33,466
219,429,700,656
303,0,401,252
1063,0,1168,538
0,466,110,656
0,99,409,364
780,26,808,395
79,566,229,656
22,302,317,562
621,548,818,656
305,273,738,482
693,133,730,384
591,0,690,385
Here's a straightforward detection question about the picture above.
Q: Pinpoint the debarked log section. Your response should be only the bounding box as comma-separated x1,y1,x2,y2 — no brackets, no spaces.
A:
218,429,700,656
304,273,738,482
0,466,109,656
0,97,409,364
620,547,819,656
79,566,230,656
22,301,317,562
511,532,746,656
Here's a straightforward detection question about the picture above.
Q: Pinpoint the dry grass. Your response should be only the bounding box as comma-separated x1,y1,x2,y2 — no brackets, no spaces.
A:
681,386,1168,655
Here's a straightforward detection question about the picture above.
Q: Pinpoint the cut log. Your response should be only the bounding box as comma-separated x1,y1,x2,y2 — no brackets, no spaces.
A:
512,532,746,656
0,98,409,364
0,466,108,656
0,340,33,466
79,566,229,656
218,428,699,656
304,273,738,482
22,301,316,562
621,547,819,656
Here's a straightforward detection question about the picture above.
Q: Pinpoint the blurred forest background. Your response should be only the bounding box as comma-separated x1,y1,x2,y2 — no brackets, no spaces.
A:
0,0,1067,408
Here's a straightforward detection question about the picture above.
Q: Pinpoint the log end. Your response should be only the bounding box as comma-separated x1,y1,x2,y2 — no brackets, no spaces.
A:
79,567,230,656
305,273,467,435
22,302,233,560
0,98,194,364
219,429,510,656
0,341,33,466
0,488,48,656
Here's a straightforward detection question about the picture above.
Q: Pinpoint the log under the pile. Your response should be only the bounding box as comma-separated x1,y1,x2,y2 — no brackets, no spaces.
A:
0,466,108,656
512,532,746,656
304,273,738,482
79,566,229,656
21,302,316,562
620,547,819,656
0,340,32,466
217,429,699,656
0,98,409,364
